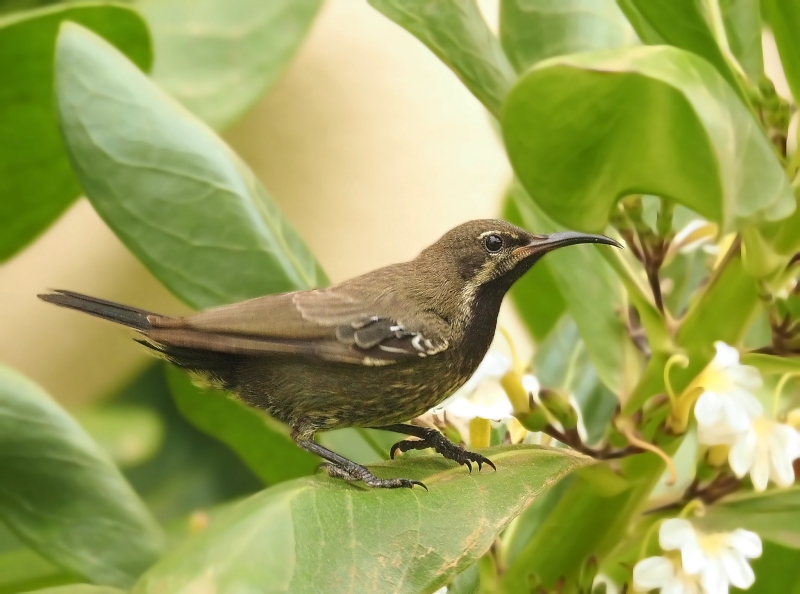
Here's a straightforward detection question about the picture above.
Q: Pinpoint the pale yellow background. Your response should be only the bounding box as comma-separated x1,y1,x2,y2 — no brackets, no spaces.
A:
0,0,533,407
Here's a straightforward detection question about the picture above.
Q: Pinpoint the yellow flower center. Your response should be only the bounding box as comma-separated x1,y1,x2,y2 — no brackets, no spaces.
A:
753,416,772,437
698,532,728,556
695,364,733,394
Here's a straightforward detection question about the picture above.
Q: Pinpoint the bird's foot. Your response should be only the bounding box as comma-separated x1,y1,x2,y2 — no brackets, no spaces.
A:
390,430,496,473
321,462,427,490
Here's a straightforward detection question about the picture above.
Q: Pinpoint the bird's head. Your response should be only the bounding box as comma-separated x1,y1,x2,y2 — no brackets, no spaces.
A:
418,219,621,296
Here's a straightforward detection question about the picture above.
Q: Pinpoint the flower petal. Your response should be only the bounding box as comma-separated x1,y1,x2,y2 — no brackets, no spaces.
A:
700,560,728,594
521,374,539,395
680,542,708,576
728,428,757,478
720,550,755,589
713,342,740,368
660,518,698,551
695,393,724,427
751,437,771,492
723,400,755,433
729,529,762,559
769,425,797,487
633,556,675,589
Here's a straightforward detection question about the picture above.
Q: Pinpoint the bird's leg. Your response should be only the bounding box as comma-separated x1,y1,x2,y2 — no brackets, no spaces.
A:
377,424,496,472
291,430,426,490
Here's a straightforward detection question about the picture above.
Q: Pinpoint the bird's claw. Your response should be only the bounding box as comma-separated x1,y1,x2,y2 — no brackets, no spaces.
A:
389,431,496,473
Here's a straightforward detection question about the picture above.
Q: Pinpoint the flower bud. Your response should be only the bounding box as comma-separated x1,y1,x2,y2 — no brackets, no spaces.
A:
515,405,549,433
539,388,579,429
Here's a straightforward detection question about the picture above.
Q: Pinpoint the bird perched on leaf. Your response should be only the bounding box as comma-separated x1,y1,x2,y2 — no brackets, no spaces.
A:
40,220,619,489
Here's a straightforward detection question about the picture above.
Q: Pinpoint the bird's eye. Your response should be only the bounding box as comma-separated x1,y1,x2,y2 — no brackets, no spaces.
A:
484,234,503,253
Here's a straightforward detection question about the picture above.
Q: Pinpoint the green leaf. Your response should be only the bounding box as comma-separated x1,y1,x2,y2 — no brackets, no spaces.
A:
134,446,589,594
138,0,323,130
747,540,800,594
368,0,515,117
0,2,151,261
503,193,566,341
719,0,763,81
510,183,645,399
55,23,326,309
741,353,800,375
21,587,125,594
763,0,800,101
698,487,800,550
499,0,637,73
165,367,320,485
616,0,745,94
0,364,165,588
533,318,618,443
76,405,165,469
502,45,793,234
110,364,262,525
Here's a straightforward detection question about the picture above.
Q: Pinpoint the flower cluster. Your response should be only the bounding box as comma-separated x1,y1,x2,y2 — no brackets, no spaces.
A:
691,342,800,491
634,519,762,594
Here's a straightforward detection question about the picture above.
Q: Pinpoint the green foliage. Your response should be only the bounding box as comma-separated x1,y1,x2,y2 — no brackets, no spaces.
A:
21,587,125,594
762,0,800,101
368,0,515,117
509,183,644,397
0,3,151,261
499,0,637,73
502,45,793,234
55,24,325,310
139,0,323,129
3,0,800,592
166,367,320,484
0,365,164,588
134,446,590,594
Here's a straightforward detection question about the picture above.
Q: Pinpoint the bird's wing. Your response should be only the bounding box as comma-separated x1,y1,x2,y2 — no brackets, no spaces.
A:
144,288,450,365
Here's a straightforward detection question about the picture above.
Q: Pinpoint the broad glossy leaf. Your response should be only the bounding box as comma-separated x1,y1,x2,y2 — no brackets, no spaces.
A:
747,541,800,594
109,364,262,525
21,587,125,594
500,0,637,73
510,183,644,399
368,0,515,117
763,0,800,101
0,365,165,588
697,487,800,549
134,446,590,594
719,0,763,81
0,3,151,261
616,0,744,94
533,318,617,443
741,353,800,375
139,0,323,130
166,367,319,485
502,45,794,234
503,194,566,341
56,24,326,310
76,405,164,469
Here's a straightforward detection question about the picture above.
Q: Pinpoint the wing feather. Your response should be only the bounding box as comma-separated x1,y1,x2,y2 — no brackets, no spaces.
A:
146,287,450,365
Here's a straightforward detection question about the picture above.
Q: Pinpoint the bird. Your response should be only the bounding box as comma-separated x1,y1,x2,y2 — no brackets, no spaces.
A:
39,219,620,489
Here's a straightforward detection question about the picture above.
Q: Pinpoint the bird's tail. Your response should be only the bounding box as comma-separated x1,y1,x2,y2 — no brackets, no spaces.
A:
38,289,155,331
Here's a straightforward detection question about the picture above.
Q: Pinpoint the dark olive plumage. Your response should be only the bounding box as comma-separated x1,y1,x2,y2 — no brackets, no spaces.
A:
39,219,620,489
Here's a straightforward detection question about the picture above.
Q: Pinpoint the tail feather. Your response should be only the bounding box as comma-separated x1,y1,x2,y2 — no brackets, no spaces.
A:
38,290,155,331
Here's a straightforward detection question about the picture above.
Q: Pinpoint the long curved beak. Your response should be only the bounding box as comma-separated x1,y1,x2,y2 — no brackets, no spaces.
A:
513,231,622,258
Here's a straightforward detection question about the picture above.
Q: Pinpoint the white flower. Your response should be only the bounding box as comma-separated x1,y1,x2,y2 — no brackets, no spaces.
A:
692,343,800,491
666,219,719,261
634,554,702,594
726,417,800,491
646,518,761,594
693,342,763,441
437,351,513,420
